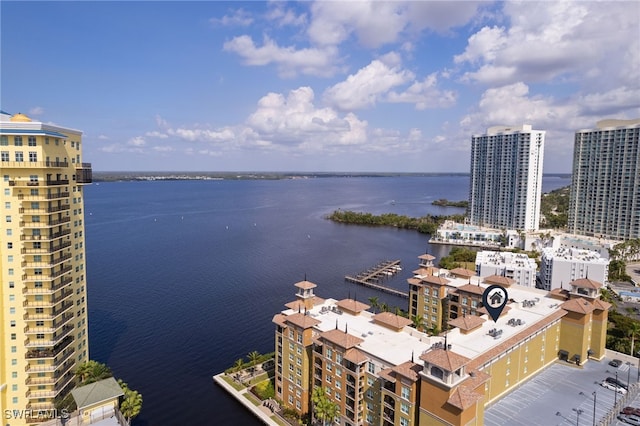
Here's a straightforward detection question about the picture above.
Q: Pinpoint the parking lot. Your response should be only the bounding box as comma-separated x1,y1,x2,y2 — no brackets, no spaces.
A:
485,357,640,426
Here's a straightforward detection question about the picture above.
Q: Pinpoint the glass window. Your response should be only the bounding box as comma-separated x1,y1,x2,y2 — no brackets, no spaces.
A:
14,136,22,146
29,152,37,162
0,135,7,145
15,151,23,162
1,151,8,161
28,136,36,146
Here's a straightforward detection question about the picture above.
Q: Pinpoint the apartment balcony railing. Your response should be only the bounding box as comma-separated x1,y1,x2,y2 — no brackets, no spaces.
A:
0,160,69,169
17,191,70,201
44,179,70,186
26,354,75,376
21,241,72,255
25,373,75,399
24,314,74,334
22,252,72,269
20,228,71,242
25,325,74,348
76,163,92,184
20,216,71,228
20,203,71,215
24,300,74,321
23,277,73,296
23,287,73,307
22,264,73,282
25,334,74,356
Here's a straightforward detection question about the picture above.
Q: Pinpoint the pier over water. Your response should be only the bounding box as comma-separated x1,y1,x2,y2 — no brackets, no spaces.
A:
345,260,408,298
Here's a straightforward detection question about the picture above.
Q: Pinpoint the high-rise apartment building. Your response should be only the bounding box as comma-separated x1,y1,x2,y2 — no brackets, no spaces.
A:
468,125,545,231
0,111,92,425
568,119,640,240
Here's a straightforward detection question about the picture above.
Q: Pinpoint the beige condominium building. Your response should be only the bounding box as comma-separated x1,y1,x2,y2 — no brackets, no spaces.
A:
0,111,92,425
273,253,609,426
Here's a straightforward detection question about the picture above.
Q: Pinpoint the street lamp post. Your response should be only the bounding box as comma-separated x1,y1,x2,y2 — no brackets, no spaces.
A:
627,362,632,389
573,408,584,426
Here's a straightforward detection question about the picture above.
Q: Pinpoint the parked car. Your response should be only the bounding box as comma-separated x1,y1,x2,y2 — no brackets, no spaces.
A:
618,414,640,426
602,380,627,394
622,407,636,415
610,359,623,367
606,376,629,390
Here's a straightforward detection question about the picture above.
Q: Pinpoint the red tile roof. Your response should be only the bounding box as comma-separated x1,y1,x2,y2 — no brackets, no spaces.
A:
570,278,603,289
294,280,317,290
284,312,321,329
561,297,596,314
447,386,483,410
319,329,364,349
450,267,476,278
336,299,370,314
483,275,516,286
373,312,413,330
448,315,486,331
420,348,471,372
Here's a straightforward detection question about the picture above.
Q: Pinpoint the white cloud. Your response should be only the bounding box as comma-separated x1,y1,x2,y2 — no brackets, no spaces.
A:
29,106,44,116
307,1,481,48
128,136,146,147
456,2,640,88
387,73,457,110
265,3,307,27
210,8,253,27
323,56,414,110
145,131,168,139
222,34,341,77
98,135,109,140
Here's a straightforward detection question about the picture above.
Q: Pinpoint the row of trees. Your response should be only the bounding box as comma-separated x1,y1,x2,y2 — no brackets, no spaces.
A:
326,210,465,235
74,360,143,423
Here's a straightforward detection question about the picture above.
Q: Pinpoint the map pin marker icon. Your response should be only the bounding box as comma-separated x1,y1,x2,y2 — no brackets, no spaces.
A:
482,284,508,323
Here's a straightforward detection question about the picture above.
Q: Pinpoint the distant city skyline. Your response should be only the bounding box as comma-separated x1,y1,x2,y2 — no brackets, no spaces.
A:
2,1,639,173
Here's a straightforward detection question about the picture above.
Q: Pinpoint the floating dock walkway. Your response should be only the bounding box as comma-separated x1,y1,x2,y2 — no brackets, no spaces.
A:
345,260,408,298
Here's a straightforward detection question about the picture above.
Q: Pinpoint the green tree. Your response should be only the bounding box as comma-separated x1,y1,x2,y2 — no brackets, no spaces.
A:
312,387,339,426
629,322,640,356
233,358,244,372
368,297,379,313
412,315,424,332
118,380,143,423
247,351,261,378
74,360,112,385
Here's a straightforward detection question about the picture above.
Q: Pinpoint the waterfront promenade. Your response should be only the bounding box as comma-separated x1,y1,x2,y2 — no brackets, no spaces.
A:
213,373,281,426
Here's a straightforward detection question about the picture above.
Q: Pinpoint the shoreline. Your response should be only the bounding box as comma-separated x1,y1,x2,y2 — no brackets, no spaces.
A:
212,373,280,426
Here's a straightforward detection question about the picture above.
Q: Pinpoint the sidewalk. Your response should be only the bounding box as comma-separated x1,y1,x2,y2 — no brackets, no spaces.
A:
212,373,280,426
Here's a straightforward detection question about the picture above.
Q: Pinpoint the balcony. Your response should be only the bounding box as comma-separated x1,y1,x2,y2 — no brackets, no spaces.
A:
25,325,74,348
20,228,71,242
383,395,396,409
24,313,74,334
25,356,75,374
21,240,72,255
23,287,74,307
25,372,75,399
23,264,73,282
22,252,72,269
44,179,69,186
76,163,92,183
24,300,74,321
25,334,74,357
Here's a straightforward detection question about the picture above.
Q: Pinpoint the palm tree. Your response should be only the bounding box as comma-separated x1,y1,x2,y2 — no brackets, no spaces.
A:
412,315,424,332
247,351,261,379
312,387,339,426
380,302,389,312
74,360,112,385
120,389,143,422
628,322,640,356
233,358,244,372
368,297,379,313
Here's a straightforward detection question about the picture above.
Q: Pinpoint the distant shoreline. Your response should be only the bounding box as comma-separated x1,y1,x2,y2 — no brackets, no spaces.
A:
92,171,572,182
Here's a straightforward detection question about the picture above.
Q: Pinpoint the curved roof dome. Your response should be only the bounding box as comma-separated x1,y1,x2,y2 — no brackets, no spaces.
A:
10,113,32,122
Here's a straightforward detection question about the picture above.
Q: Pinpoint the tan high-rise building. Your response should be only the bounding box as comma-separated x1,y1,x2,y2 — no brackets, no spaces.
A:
0,111,92,425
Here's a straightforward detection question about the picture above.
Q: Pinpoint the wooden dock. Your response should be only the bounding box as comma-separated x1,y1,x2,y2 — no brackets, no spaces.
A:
345,260,408,298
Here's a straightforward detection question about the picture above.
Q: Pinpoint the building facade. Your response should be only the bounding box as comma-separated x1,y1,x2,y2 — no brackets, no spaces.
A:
568,119,640,240
0,111,92,425
274,253,609,426
468,125,545,232
539,247,609,291
475,251,537,288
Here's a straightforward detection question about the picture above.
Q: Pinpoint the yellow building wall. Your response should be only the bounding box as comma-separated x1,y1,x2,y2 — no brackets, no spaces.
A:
1,127,90,426
590,310,608,360
559,312,591,364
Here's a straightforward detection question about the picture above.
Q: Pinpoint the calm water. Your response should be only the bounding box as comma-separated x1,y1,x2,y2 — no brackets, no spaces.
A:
84,175,569,426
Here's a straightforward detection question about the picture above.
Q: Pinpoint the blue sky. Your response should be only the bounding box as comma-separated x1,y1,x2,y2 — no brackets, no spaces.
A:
2,1,639,173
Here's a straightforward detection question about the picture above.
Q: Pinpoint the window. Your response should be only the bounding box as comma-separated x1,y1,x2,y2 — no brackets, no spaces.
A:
28,136,36,146
400,418,409,426
401,386,410,400
0,135,7,145
14,136,22,146
368,362,375,374
15,151,23,162
5,215,11,222
1,151,8,161
29,152,37,162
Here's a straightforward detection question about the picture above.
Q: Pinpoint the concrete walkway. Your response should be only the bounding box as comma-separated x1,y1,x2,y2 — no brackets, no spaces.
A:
213,373,281,426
